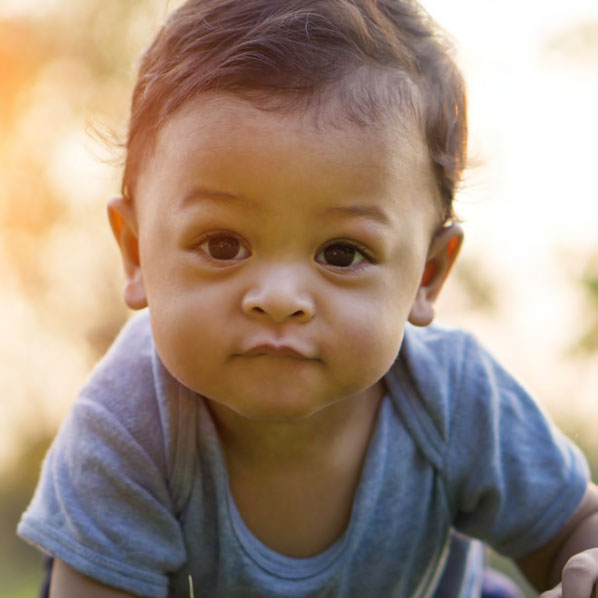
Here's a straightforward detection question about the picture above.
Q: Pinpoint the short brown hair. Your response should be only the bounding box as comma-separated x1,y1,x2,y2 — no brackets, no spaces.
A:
123,0,467,221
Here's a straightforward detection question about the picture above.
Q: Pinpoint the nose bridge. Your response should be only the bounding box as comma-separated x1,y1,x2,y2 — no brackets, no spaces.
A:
242,261,315,323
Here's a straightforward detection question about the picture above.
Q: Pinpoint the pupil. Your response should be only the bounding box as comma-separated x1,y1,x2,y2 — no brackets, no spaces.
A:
324,244,355,267
209,236,239,259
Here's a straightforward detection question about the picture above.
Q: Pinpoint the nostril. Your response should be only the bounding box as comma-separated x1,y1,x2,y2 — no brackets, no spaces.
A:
242,293,315,322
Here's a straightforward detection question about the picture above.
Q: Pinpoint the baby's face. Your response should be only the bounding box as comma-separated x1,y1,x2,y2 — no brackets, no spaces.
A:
129,92,442,420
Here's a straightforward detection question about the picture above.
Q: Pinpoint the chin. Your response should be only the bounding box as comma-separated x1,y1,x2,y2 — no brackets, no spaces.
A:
217,390,334,423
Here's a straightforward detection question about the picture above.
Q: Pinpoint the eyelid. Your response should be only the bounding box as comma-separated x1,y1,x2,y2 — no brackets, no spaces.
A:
315,239,376,269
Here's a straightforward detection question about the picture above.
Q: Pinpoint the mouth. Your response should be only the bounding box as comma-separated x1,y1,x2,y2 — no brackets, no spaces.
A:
242,344,312,360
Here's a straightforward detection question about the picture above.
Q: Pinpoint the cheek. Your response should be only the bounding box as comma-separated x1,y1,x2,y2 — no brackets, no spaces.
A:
324,290,409,381
151,320,223,399
146,289,227,391
335,277,414,339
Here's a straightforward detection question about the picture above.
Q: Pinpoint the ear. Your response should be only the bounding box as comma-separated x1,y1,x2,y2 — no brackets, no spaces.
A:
107,196,148,310
408,223,463,327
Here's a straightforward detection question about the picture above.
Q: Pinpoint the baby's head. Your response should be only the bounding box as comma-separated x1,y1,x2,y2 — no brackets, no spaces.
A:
122,0,467,221
109,0,467,420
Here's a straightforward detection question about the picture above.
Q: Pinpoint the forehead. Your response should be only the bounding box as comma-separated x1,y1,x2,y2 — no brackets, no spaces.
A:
136,92,441,224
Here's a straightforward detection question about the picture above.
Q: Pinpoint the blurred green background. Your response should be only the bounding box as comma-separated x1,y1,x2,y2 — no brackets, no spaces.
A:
1,0,596,596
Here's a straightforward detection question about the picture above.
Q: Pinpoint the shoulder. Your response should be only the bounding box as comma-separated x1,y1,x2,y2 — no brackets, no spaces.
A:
393,325,590,558
43,308,183,487
399,322,475,385
396,322,525,429
385,323,557,469
17,310,189,594
84,309,155,400
385,323,478,451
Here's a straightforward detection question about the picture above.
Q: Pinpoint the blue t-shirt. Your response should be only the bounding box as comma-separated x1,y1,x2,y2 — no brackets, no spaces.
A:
17,312,589,597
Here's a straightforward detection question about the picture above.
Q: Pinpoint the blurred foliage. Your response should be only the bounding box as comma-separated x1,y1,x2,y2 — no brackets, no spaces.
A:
569,254,598,357
0,0,151,344
1,2,162,592
543,20,598,68
0,20,47,128
452,256,498,313
0,433,53,597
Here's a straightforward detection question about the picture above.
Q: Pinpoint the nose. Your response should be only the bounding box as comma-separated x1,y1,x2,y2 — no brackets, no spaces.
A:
241,266,315,324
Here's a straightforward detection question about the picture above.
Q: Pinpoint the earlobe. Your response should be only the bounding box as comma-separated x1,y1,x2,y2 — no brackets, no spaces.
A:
408,223,463,327
107,196,148,310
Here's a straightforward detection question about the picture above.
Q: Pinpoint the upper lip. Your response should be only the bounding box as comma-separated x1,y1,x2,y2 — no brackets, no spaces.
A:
242,343,312,360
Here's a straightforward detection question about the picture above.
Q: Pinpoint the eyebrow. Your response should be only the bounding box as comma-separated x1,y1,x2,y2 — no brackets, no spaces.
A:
324,204,392,227
180,186,249,208
181,187,392,227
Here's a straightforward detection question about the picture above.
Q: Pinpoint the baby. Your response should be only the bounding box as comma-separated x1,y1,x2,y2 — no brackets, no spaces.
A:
18,0,597,597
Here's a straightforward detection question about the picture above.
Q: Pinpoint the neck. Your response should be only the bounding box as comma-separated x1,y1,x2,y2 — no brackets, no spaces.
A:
207,382,385,469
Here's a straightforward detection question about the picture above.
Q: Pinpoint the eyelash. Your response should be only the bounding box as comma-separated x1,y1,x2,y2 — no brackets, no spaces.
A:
192,232,375,270
315,240,375,270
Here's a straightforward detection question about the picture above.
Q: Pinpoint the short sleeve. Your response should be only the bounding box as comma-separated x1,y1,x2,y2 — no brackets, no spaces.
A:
17,314,187,598
444,333,590,559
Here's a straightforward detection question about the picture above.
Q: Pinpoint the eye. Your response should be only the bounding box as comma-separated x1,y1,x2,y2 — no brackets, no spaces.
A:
316,242,367,268
197,233,250,261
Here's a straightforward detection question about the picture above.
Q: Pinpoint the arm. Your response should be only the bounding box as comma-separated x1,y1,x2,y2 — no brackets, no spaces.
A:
516,482,598,597
50,559,137,598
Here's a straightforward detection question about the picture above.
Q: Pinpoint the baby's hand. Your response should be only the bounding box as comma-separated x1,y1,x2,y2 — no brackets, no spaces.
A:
540,548,598,598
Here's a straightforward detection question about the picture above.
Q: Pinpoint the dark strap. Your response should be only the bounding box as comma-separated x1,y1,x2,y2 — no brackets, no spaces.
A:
40,555,53,598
